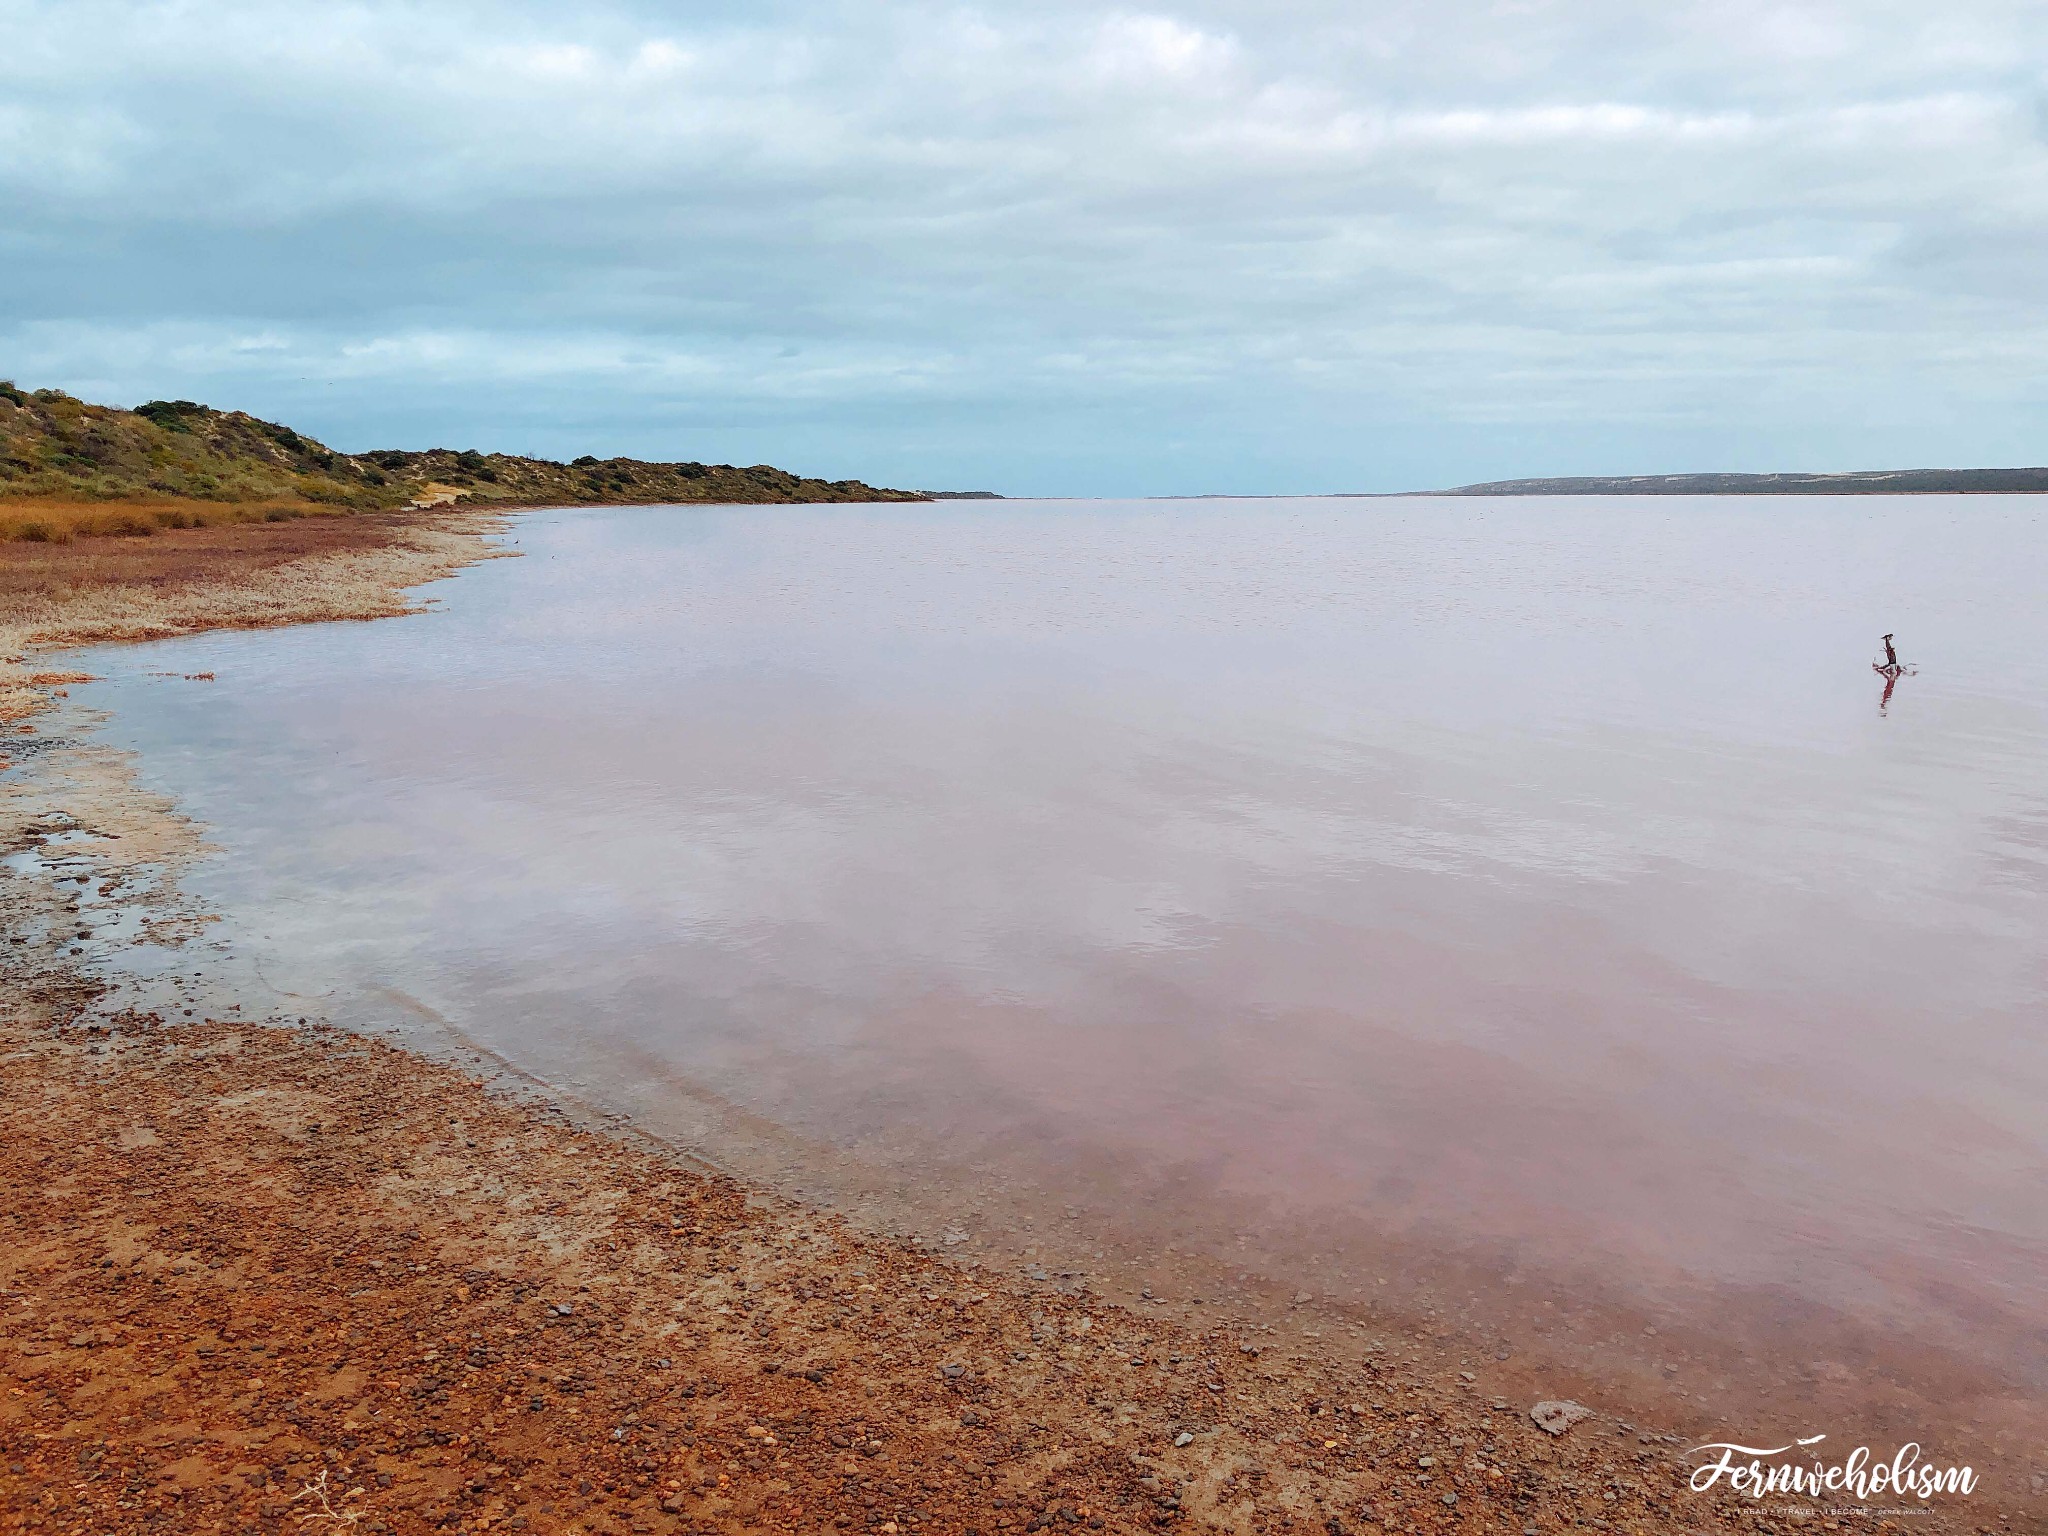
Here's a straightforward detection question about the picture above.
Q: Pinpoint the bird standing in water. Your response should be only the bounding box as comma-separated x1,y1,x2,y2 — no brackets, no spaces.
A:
1881,633,1899,670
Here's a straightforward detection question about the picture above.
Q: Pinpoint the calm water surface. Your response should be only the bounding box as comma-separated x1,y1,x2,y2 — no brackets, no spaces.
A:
73,496,2048,1451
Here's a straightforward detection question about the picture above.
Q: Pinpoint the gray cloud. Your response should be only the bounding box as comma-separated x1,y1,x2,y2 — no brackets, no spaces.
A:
4,0,2046,492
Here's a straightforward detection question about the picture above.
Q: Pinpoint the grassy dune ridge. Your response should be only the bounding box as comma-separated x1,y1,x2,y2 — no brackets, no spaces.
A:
0,382,924,542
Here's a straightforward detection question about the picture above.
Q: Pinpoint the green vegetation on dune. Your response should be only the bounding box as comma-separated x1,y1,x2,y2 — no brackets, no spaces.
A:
0,383,926,528
366,444,925,507
0,385,406,509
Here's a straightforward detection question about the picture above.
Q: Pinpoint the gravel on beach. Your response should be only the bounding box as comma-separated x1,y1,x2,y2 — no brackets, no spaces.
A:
0,987,1958,1536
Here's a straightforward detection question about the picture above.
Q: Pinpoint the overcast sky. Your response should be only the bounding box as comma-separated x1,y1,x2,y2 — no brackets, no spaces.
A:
5,1,2046,493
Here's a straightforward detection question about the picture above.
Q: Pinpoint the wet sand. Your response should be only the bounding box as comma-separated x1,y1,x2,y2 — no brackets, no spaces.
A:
0,505,2017,1534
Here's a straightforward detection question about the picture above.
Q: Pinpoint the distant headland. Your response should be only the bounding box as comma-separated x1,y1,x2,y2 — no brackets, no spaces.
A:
1428,467,2048,495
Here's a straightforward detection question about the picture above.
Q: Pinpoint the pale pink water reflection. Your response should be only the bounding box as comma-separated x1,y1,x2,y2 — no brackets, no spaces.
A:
78,496,2048,1465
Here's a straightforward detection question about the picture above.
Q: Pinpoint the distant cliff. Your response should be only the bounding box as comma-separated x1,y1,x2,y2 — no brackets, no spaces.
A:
1435,467,2048,495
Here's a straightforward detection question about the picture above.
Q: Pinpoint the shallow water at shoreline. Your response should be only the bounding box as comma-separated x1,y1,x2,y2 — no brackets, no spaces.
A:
63,495,2048,1465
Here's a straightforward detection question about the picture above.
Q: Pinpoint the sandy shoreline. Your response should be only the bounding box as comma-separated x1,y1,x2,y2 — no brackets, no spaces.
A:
1,507,512,726
0,510,1995,1535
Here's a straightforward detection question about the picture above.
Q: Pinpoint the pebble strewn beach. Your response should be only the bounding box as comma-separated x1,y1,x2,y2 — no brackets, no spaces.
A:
5,990,1903,1536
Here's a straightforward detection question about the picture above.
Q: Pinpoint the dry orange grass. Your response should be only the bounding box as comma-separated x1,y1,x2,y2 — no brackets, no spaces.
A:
0,494,350,544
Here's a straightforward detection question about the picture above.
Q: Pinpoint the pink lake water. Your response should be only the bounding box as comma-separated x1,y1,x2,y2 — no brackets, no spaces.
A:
68,496,2048,1477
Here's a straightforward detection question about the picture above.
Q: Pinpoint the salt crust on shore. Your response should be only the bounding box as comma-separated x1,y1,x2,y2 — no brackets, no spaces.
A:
1,510,510,727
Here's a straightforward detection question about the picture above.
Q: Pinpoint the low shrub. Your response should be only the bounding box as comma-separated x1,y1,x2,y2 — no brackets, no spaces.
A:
135,399,208,431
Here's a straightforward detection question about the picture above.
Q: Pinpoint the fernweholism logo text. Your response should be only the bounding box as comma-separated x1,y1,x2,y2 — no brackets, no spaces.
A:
1687,1434,1976,1504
